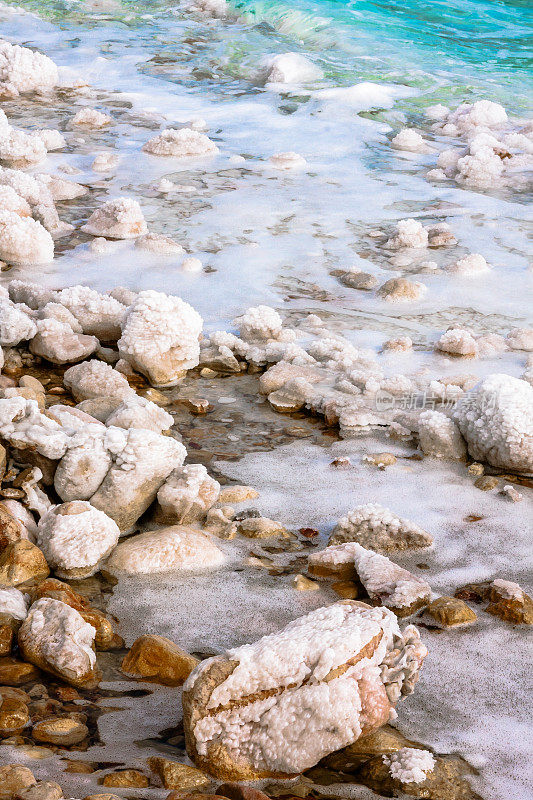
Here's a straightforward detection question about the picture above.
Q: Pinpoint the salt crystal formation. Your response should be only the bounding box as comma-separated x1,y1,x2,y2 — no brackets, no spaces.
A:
0,41,58,96
418,410,467,459
81,198,148,239
157,464,220,523
383,747,436,785
143,128,218,158
391,129,431,153
270,152,307,169
0,211,53,265
453,374,533,472
331,504,433,552
118,290,203,386
257,53,323,85
70,108,112,128
183,601,426,778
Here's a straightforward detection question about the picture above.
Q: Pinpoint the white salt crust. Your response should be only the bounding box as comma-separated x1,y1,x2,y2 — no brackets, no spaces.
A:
63,360,134,402
19,597,96,679
332,503,433,551
157,464,220,522
70,107,112,128
418,410,467,460
143,128,218,158
383,747,436,784
491,578,524,601
257,53,324,85
0,41,58,95
105,395,173,433
81,197,148,239
36,501,120,577
0,210,54,265
105,525,226,574
0,587,28,620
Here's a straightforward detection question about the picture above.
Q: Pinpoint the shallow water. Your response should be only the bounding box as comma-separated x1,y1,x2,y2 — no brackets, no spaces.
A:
0,0,532,798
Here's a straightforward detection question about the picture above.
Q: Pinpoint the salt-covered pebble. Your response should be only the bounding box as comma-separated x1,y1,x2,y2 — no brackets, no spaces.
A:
331,504,433,552
143,128,218,158
70,108,112,128
81,198,148,239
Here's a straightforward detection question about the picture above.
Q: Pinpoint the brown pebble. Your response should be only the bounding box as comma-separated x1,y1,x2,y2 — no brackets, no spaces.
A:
148,758,210,791
332,581,360,599
474,476,499,491
0,658,41,686
102,770,149,789
32,717,89,746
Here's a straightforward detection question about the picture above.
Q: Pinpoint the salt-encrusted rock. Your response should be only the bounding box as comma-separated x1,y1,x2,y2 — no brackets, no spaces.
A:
506,327,533,351
218,485,259,504
309,543,431,616
55,286,126,339
0,298,36,345
256,53,323,85
447,253,490,275
18,597,100,688
105,395,173,433
418,410,467,459
15,781,63,800
340,270,379,290
386,219,428,249
204,506,236,539
105,525,225,574
7,280,55,310
32,718,88,745
377,278,426,302
0,185,31,217
269,152,307,170
422,597,477,628
92,152,120,172
356,747,437,794
36,502,120,579
0,540,49,587
486,579,533,625
453,374,533,472
118,290,203,386
70,108,112,128
0,130,47,167
37,173,88,201
143,128,218,158
237,517,289,538
331,504,433,552
437,328,478,357
135,233,185,255
148,759,209,791
29,319,99,365
157,465,220,523
391,129,431,153
0,588,28,622
81,198,148,239
101,771,148,789
0,212,53,265
121,634,199,686
63,360,134,403
37,302,83,333
0,765,36,800
183,601,426,779
90,429,186,531
29,579,117,651
0,42,58,95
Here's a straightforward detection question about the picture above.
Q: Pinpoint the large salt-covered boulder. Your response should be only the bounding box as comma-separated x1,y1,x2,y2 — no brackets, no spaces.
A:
81,198,148,239
157,464,220,523
89,428,187,531
417,410,466,460
0,41,58,96
105,525,225,574
55,285,126,340
63,360,134,403
18,597,100,687
0,397,69,460
36,501,120,579
118,290,203,386
183,601,426,779
53,427,111,501
331,504,433,552
29,318,99,365
105,395,173,433
0,212,53,265
0,298,36,346
453,374,533,472
0,130,47,167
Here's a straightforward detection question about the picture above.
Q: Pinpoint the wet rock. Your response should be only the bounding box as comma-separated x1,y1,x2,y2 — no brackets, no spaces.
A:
423,597,477,628
32,717,88,746
237,517,289,539
218,486,259,504
0,624,13,655
0,503,28,546
364,452,397,469
320,724,415,772
0,765,36,800
15,782,63,800
101,770,149,788
474,476,498,491
339,271,378,291
0,657,40,685
486,580,533,625
106,525,225,574
216,785,271,800
331,580,361,599
0,540,49,587
292,574,319,591
148,758,210,791
0,695,29,736
121,634,199,686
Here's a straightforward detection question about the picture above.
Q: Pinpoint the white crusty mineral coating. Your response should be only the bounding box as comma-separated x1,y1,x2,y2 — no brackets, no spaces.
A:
0,41,58,95
105,525,226,574
234,305,283,341
391,129,430,153
453,374,533,472
36,501,120,577
0,587,28,620
135,233,185,255
18,598,96,680
118,290,203,386
63,360,134,402
0,298,37,345
70,108,112,128
383,747,436,784
506,327,533,351
0,397,68,459
0,184,31,216
185,602,425,775
143,128,218,158
447,253,490,275
437,328,478,357
29,318,99,365
386,219,429,249
270,152,307,169
0,211,54,265
491,578,524,601
257,53,323,85
81,197,148,239
55,285,126,339
53,428,111,501
0,129,47,167
331,503,433,552
157,464,220,522
418,410,467,460
105,395,173,433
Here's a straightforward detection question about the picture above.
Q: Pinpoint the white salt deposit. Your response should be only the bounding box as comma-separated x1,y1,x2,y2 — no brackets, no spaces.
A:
0,40,58,95
383,747,436,784
106,525,226,574
143,128,218,158
81,198,148,239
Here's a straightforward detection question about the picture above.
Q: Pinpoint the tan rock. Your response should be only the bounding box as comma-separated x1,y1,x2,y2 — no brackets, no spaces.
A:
63,762,95,774
364,453,397,469
101,770,149,788
32,717,89,746
292,574,319,591
486,580,533,625
424,597,477,628
218,486,259,504
0,540,49,587
0,686,30,702
332,580,361,599
0,624,13,655
204,507,236,540
0,657,40,685
148,758,210,791
474,476,499,491
0,504,23,547
0,695,29,736
15,781,63,800
0,766,36,800
237,517,289,539
84,795,121,800
321,725,416,772
121,634,199,687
